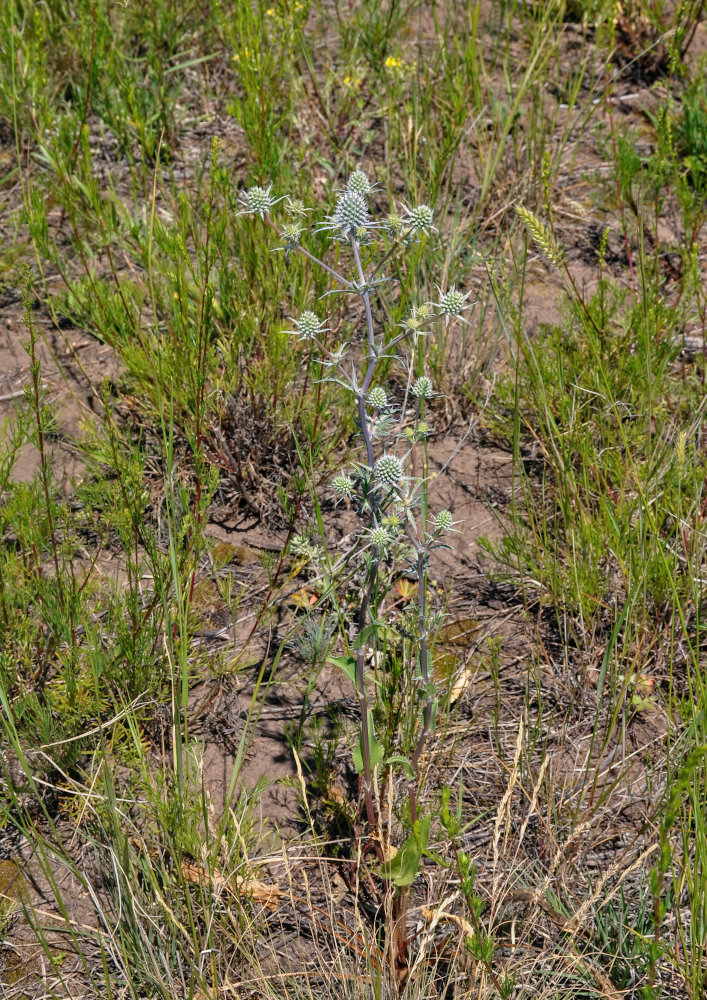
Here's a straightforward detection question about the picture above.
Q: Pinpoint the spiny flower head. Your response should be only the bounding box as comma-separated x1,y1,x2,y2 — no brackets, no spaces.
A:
367,387,388,410
369,525,392,550
238,184,280,218
411,376,434,400
347,169,372,195
405,203,435,234
332,190,369,235
332,473,355,497
435,285,473,326
288,309,326,341
278,222,302,252
385,212,405,237
434,509,454,533
285,197,310,218
374,454,404,488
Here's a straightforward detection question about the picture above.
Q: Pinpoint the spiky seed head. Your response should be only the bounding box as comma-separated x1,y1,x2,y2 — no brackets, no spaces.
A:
333,191,369,235
332,474,355,497
296,310,323,338
374,454,404,487
368,387,388,410
369,526,391,549
406,203,434,232
435,509,454,533
439,286,466,316
412,376,434,400
240,184,277,218
347,169,372,195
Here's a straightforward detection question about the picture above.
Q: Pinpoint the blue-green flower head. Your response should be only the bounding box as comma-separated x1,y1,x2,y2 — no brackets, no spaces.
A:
411,376,434,400
374,454,404,488
332,473,355,497
367,387,388,410
347,169,372,195
238,184,280,218
434,509,454,533
287,309,327,341
435,284,473,326
405,203,435,234
369,525,392,550
333,190,369,235
278,222,302,251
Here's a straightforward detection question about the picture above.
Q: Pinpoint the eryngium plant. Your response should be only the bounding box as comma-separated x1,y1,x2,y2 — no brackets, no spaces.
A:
240,169,469,839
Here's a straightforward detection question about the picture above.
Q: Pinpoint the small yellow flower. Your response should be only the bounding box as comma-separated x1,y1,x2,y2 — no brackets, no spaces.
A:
266,6,275,13
385,56,403,69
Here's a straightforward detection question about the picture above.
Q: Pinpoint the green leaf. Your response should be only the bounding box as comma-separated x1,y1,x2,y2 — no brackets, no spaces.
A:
327,654,357,687
382,816,431,887
352,709,384,773
353,620,383,649
386,754,415,779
